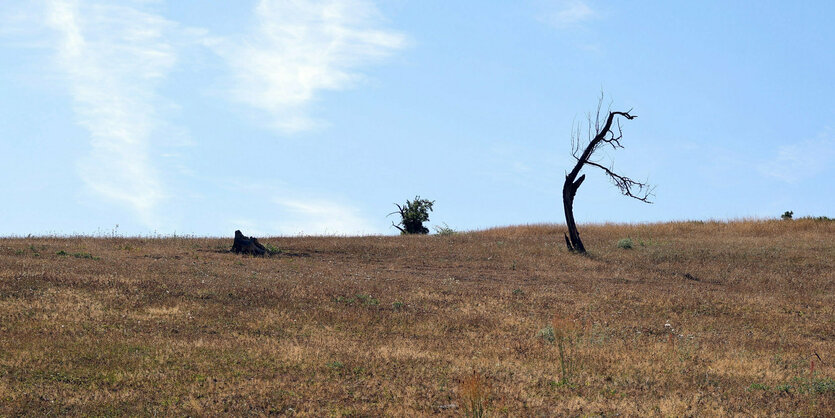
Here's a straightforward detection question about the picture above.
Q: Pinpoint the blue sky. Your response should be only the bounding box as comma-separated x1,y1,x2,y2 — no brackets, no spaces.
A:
1,1,833,236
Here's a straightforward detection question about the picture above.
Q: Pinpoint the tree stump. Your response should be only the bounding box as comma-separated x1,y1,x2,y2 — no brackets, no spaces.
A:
231,230,267,256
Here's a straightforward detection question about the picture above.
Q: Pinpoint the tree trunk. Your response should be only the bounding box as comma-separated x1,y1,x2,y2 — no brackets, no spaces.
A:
563,174,586,253
231,230,267,256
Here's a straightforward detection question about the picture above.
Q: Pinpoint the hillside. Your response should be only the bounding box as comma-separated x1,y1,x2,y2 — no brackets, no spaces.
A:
1,220,833,415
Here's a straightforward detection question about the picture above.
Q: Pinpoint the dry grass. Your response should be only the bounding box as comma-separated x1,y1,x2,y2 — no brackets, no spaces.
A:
0,219,833,416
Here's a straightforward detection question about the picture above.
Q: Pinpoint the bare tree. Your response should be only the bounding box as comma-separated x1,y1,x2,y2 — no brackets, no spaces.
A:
563,95,654,254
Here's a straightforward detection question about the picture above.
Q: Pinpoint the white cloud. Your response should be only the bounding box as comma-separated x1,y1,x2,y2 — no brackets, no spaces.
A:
758,132,835,183
41,0,180,226
271,197,380,235
537,0,596,29
213,0,405,133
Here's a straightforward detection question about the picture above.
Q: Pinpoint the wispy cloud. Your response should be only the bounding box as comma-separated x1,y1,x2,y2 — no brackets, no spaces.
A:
212,0,405,133
220,180,382,236
42,0,179,226
758,131,835,183
537,0,597,29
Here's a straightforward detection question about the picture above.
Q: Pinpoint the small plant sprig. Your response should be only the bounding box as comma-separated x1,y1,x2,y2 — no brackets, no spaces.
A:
459,372,489,418
264,243,282,256
551,316,579,385
433,223,456,236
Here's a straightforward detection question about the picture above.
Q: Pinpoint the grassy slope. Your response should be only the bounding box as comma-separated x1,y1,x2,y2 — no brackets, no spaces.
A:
0,220,833,415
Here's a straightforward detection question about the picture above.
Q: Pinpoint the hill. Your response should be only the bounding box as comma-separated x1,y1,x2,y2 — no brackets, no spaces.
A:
1,220,833,415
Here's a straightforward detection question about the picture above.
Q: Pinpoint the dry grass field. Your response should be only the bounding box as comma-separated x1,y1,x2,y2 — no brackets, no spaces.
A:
1,219,833,416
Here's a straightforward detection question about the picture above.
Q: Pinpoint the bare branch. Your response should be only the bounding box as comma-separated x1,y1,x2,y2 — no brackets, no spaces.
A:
387,203,405,218
391,222,406,233
583,160,654,203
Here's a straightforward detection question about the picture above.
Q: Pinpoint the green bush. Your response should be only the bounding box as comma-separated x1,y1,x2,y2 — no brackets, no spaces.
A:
356,294,379,306
781,211,793,220
390,196,434,234
538,326,556,343
265,243,282,255
433,223,456,236
617,238,633,249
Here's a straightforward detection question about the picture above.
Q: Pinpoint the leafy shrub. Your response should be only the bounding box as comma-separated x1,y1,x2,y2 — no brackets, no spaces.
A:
617,238,633,249
356,294,379,306
389,196,434,234
334,296,355,304
747,383,770,391
265,243,282,255
538,326,556,343
781,210,793,220
326,361,344,370
57,251,99,260
433,223,456,236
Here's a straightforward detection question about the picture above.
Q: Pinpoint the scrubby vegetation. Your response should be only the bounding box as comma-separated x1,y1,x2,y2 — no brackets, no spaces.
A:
0,219,833,415
390,196,434,234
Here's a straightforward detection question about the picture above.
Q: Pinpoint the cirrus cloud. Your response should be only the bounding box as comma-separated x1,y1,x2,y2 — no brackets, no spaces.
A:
211,0,406,133
43,0,179,227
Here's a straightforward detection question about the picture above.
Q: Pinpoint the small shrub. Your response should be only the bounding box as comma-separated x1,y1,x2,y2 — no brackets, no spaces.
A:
80,253,98,260
264,243,282,255
392,301,405,310
747,383,770,391
326,361,344,370
434,223,456,236
356,294,379,306
806,377,835,394
512,288,523,296
781,210,793,220
334,296,355,305
617,238,633,249
66,252,99,260
538,326,556,343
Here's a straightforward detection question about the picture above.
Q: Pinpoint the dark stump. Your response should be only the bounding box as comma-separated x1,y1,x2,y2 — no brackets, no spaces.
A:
231,230,267,256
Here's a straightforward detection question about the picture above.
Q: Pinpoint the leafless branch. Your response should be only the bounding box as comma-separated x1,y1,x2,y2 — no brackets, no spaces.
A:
567,98,646,202
583,160,655,203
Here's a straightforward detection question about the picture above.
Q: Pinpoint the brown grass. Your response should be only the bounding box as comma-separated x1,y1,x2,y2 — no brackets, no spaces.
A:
0,219,833,415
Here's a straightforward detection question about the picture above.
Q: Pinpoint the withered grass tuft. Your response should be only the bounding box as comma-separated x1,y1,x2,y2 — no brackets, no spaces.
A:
459,371,489,417
0,219,833,415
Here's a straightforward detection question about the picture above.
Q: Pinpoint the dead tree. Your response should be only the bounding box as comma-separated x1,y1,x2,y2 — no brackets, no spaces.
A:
231,230,267,256
563,96,654,254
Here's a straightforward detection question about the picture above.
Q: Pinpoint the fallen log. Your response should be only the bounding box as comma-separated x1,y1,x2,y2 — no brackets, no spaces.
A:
231,230,267,256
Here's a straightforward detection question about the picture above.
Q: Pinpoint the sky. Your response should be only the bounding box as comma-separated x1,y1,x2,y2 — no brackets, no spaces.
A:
1,0,834,237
